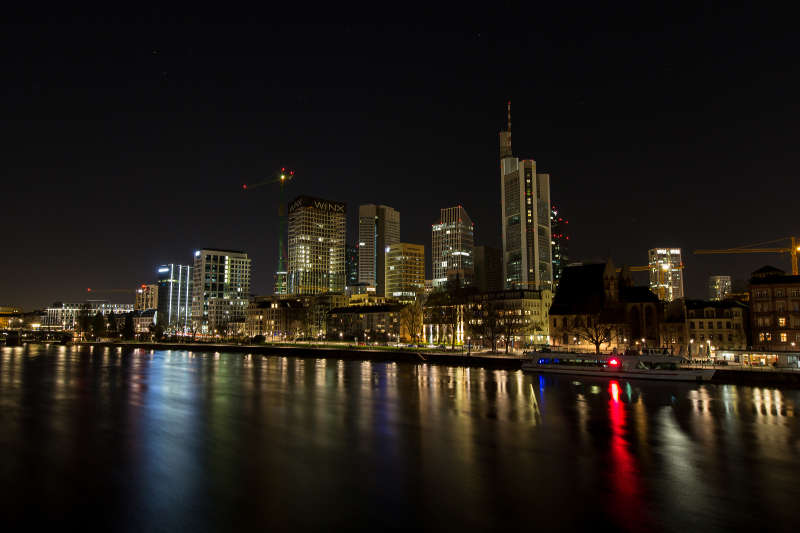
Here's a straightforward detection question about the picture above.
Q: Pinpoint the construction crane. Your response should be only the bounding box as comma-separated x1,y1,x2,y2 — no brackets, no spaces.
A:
615,265,684,273
694,237,800,275
242,168,296,294
86,288,135,294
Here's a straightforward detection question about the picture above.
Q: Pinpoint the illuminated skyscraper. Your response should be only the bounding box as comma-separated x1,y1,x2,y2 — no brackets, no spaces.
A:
708,275,732,301
358,204,400,296
550,205,569,287
287,195,346,295
499,102,553,290
346,244,359,288
648,248,684,302
156,264,192,332
431,205,474,288
135,283,158,311
385,242,425,301
191,249,251,334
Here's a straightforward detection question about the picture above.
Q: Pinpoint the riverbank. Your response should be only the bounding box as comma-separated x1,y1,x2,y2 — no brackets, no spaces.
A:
27,341,800,387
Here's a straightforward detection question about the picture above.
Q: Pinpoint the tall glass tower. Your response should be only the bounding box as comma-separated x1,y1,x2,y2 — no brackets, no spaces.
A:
499,102,552,290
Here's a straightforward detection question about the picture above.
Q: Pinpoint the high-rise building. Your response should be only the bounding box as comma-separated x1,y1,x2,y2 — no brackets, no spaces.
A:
551,205,569,288
287,195,346,295
708,275,732,301
156,264,192,332
648,248,684,302
346,244,359,288
135,284,158,310
385,243,425,302
358,204,400,296
473,245,503,293
431,205,474,288
499,102,553,290
191,249,251,334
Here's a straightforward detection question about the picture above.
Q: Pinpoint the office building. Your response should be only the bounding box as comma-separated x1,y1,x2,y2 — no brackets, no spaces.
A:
750,266,800,351
191,249,251,334
44,300,134,331
346,244,359,288
473,245,503,293
156,264,193,332
431,205,474,288
135,284,158,311
499,103,553,290
385,242,425,302
358,204,400,296
551,205,569,287
287,195,346,295
708,275,732,301
648,248,684,302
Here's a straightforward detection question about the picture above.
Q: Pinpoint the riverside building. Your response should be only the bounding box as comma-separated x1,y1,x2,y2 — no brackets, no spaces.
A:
191,249,251,334
499,103,553,290
134,284,158,311
156,264,193,332
358,204,400,296
287,195,346,295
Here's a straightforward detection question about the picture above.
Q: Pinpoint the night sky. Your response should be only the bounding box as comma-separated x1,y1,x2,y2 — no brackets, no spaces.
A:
3,8,799,310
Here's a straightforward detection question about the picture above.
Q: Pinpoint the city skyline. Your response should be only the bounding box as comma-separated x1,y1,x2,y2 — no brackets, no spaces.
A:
3,15,800,309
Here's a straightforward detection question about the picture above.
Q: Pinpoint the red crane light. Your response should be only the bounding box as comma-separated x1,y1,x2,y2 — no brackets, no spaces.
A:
242,184,247,190
608,358,620,367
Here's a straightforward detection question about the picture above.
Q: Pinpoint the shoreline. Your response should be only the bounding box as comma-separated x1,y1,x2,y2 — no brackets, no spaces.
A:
12,341,800,387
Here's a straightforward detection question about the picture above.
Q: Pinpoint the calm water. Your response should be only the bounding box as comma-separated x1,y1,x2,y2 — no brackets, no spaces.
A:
1,345,799,532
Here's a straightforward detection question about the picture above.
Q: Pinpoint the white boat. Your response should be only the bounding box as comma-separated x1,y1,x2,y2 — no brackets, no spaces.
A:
521,350,715,382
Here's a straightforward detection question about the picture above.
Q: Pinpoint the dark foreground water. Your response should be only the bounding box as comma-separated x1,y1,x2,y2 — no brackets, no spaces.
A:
1,345,799,532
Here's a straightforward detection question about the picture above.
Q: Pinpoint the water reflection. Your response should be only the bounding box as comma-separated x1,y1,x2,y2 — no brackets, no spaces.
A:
1,345,799,531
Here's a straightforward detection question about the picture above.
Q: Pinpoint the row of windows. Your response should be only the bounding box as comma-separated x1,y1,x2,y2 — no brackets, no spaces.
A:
754,288,800,298
758,332,800,342
752,301,800,312
690,320,733,329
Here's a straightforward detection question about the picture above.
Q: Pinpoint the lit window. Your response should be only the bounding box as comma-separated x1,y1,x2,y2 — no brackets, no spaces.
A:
780,333,788,343
779,317,787,327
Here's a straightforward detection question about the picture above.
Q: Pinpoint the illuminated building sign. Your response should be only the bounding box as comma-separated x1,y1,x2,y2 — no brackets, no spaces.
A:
289,195,346,214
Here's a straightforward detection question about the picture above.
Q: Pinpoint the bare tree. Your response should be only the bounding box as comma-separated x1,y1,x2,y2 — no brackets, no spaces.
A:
466,301,502,353
399,299,424,343
572,314,614,354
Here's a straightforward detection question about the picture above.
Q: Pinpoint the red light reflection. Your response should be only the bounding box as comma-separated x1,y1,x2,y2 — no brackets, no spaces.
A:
607,380,646,527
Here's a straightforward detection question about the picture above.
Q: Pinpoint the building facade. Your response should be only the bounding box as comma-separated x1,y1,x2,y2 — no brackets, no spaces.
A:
326,304,406,342
385,242,425,302
685,299,749,357
431,205,474,288
464,289,552,351
750,266,800,351
551,205,569,287
648,248,684,302
346,244,359,288
191,249,251,334
287,195,346,295
708,275,732,301
473,245,503,293
135,284,158,311
357,204,400,296
499,105,552,290
44,301,134,331
156,264,193,332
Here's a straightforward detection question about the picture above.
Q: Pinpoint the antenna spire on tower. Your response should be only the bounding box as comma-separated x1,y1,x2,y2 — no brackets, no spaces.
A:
507,100,511,132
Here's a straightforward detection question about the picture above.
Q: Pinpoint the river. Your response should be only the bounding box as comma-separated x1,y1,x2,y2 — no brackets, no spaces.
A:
1,345,798,531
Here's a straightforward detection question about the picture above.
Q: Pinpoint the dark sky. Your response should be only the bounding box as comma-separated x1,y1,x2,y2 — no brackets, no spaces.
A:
3,8,799,309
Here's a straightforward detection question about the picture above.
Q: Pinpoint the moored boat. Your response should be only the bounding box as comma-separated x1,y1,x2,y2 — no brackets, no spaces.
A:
521,350,715,382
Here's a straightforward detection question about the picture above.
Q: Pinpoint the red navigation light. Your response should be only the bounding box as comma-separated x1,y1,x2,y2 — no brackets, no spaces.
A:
609,358,620,367
242,184,247,190
281,167,285,172
87,288,92,292
290,170,294,175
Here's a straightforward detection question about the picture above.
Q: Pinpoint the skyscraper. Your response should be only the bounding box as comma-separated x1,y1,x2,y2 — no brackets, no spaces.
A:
473,245,503,293
287,195,346,295
191,249,251,334
345,244,359,288
499,102,553,290
385,242,425,301
708,275,732,301
431,205,474,288
358,204,400,296
156,264,192,332
551,205,569,288
648,248,684,302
